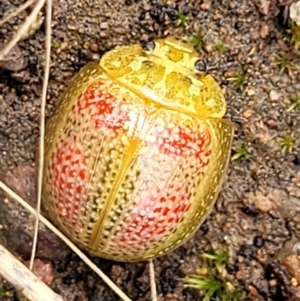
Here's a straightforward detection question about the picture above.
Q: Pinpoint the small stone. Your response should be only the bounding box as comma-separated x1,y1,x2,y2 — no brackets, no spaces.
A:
255,195,276,212
259,24,269,39
269,90,281,101
259,0,270,15
204,44,214,53
248,285,259,297
62,71,74,78
292,277,298,286
246,88,256,96
281,253,300,283
56,42,69,54
267,119,278,128
269,279,277,287
224,70,234,78
0,43,27,71
24,259,54,285
67,25,76,31
60,42,69,50
90,43,99,52
100,22,109,29
253,236,264,248
290,1,300,26
235,270,244,280
200,2,211,10
243,109,254,119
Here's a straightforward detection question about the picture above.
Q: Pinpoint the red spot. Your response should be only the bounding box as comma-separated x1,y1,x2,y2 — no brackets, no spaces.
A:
50,139,87,227
74,81,130,132
148,122,212,159
113,186,192,248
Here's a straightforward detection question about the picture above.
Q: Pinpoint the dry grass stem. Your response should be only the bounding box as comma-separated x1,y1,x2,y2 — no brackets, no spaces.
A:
0,0,36,27
149,260,158,301
0,0,45,60
0,244,64,301
30,0,52,272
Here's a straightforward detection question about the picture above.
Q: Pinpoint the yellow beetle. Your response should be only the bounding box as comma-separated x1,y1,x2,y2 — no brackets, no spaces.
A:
42,37,233,262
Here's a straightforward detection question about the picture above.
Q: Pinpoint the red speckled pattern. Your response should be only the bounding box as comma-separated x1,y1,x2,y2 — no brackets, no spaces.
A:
51,140,87,228
46,80,218,260
73,82,130,132
112,186,192,248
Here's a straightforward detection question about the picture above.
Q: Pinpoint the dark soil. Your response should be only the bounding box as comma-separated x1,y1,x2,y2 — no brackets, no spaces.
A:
0,0,300,300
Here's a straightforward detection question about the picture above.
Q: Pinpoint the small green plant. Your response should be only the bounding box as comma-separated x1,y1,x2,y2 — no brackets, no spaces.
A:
275,53,293,74
202,249,229,267
0,287,13,298
285,21,300,50
189,30,206,52
231,144,250,161
174,10,188,27
287,93,300,111
0,287,7,296
182,250,244,301
215,42,227,53
227,65,248,90
279,132,296,154
51,40,61,49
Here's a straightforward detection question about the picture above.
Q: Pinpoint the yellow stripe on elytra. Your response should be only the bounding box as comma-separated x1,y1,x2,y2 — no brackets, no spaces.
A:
90,138,141,249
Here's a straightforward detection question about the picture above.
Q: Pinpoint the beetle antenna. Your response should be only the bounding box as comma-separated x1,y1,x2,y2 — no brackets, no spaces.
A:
207,61,240,72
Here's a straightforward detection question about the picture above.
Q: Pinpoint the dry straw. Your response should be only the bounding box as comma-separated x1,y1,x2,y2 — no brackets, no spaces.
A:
0,0,151,300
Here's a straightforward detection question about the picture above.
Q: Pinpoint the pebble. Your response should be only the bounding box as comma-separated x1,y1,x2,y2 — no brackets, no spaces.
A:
200,2,211,11
281,254,300,283
0,44,27,71
269,279,277,287
255,195,276,212
164,293,179,300
243,109,254,119
269,90,281,101
259,24,269,39
246,88,256,96
235,270,244,280
24,259,54,285
100,22,109,30
248,284,259,297
291,277,298,286
267,119,278,127
89,43,99,52
253,236,264,248
259,0,270,15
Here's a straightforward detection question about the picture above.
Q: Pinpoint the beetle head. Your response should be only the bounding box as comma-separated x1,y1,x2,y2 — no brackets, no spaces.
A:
100,36,227,118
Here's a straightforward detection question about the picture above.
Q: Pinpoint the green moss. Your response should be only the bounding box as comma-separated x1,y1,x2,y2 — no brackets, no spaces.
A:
227,65,248,90
285,20,300,50
287,93,300,111
189,31,206,52
231,144,250,161
215,42,227,53
275,53,293,74
174,10,188,27
279,132,296,154
182,249,244,301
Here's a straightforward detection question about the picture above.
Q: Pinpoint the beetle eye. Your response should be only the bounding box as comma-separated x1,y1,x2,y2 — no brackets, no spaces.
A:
142,40,155,52
194,59,207,72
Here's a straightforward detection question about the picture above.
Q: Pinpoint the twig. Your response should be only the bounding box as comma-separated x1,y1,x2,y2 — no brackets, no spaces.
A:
0,180,133,301
149,260,158,301
0,0,36,27
0,0,46,60
0,244,64,301
30,0,52,271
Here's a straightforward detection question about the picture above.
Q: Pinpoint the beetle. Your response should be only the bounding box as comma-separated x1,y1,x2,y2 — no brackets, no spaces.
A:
41,36,233,262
